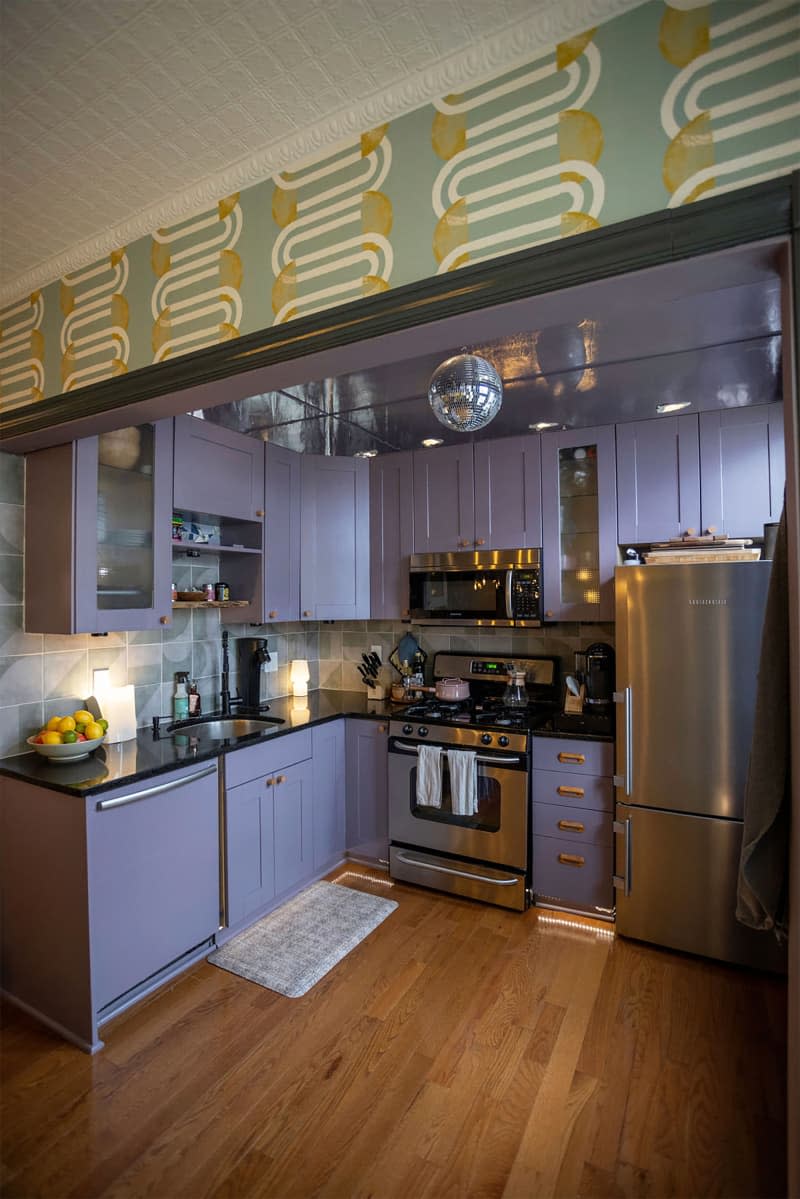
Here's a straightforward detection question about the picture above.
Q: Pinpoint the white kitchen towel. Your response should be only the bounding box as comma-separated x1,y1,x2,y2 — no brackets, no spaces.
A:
416,744,443,807
447,749,477,816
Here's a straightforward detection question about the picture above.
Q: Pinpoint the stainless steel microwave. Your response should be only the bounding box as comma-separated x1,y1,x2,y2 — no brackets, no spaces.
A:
408,549,542,627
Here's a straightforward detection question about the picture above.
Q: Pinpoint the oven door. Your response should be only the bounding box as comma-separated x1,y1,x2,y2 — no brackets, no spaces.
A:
388,736,528,870
408,567,512,626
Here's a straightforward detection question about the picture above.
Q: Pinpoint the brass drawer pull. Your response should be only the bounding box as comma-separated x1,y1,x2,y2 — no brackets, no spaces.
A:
557,785,584,798
558,819,585,832
558,853,585,867
558,752,585,765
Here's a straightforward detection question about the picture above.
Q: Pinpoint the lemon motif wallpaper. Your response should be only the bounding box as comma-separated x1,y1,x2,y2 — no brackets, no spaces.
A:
0,0,797,411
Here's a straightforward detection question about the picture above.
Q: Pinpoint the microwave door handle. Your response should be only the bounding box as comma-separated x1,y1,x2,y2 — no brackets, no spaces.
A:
505,569,514,620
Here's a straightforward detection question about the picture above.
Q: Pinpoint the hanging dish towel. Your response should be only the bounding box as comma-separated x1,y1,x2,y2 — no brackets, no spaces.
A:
447,749,477,816
416,744,443,808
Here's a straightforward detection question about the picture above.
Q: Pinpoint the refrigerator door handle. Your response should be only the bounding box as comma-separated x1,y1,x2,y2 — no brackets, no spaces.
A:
613,816,632,896
612,687,633,795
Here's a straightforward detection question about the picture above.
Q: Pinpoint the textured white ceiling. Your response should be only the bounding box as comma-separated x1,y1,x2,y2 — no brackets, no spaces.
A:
0,0,644,302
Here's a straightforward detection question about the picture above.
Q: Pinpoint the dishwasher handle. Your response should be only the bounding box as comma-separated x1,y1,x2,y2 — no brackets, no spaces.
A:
95,764,218,811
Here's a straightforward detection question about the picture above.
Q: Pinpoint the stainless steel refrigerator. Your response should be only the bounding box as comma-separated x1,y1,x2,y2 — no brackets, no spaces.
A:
613,562,785,971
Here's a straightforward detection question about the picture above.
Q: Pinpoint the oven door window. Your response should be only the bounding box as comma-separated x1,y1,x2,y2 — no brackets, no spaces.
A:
410,571,504,621
409,760,500,832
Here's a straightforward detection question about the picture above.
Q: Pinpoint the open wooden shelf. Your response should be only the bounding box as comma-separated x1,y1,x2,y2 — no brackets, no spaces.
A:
171,600,250,609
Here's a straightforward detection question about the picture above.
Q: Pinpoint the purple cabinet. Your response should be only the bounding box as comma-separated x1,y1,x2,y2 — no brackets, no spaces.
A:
264,442,301,621
345,718,389,864
370,452,413,619
412,444,474,553
274,757,314,896
300,455,370,620
226,776,276,928
312,720,346,870
173,414,264,521
616,415,701,544
699,403,785,537
474,434,542,550
25,419,174,634
541,425,617,622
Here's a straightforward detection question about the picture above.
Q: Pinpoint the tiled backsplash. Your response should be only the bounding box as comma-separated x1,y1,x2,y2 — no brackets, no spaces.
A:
0,451,613,757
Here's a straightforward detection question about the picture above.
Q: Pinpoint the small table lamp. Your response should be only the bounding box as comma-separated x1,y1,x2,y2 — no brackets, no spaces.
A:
290,659,310,697
90,669,137,743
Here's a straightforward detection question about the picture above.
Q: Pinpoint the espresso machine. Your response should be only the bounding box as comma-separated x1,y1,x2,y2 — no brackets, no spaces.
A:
576,642,615,709
237,638,272,710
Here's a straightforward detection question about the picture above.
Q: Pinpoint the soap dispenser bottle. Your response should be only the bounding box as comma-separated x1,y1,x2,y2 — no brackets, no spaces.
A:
173,672,190,720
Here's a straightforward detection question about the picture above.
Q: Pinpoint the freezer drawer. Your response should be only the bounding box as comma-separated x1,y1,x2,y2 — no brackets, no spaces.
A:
614,804,785,972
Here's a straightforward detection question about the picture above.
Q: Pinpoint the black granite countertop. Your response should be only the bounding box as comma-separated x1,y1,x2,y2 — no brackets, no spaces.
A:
0,690,404,798
533,711,615,743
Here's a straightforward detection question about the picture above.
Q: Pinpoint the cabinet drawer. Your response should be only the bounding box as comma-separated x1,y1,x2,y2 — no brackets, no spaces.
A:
532,802,612,847
532,737,613,776
532,769,613,812
533,836,613,912
225,730,312,789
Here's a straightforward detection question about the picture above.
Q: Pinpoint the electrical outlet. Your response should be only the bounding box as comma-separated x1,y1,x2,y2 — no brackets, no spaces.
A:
370,645,382,663
265,651,278,673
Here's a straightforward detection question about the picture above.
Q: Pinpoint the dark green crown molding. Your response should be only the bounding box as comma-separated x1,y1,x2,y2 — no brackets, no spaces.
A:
2,172,797,451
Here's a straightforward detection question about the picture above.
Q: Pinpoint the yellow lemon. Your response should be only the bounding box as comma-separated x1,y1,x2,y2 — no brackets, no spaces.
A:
46,716,63,731
73,709,93,725
58,716,76,733
41,731,62,745
84,722,104,741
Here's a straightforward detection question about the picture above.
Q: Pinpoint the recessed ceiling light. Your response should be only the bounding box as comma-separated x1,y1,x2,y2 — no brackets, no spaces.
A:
656,401,691,414
354,449,378,458
529,422,558,431
421,438,443,447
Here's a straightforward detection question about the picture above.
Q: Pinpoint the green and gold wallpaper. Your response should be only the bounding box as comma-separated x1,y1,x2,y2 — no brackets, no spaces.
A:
1,0,797,412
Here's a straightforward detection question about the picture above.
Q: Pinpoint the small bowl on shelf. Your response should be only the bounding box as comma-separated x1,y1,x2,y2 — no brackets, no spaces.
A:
27,734,106,763
176,591,206,602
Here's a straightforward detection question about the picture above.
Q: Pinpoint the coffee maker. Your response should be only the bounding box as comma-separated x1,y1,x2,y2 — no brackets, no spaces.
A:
237,638,272,710
582,642,615,709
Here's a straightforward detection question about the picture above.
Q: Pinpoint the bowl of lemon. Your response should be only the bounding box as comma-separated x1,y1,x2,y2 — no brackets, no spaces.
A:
27,710,108,762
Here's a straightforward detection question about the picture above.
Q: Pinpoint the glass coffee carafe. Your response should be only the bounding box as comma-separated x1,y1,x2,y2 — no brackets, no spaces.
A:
503,665,528,708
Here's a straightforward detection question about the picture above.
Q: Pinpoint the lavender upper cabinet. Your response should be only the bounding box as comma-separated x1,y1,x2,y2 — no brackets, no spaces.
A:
699,403,785,537
474,434,542,550
370,452,413,619
541,425,617,622
300,456,370,620
616,415,701,545
173,414,264,521
25,420,173,634
264,442,301,622
412,444,475,553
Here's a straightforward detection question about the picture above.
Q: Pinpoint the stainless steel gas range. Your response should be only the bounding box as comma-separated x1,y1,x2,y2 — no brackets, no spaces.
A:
388,652,559,910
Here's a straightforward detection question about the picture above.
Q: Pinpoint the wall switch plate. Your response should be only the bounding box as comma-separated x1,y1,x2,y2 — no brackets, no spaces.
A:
370,645,382,662
265,651,278,673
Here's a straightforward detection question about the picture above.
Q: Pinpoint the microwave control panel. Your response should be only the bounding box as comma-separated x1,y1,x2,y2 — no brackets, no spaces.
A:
512,570,540,619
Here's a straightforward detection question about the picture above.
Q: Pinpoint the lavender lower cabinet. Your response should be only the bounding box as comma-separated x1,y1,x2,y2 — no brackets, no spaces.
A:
225,777,276,928
312,721,346,870
273,758,314,896
345,719,389,864
531,737,614,918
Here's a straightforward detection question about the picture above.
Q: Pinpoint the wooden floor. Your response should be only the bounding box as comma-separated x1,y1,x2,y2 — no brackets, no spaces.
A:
1,866,787,1199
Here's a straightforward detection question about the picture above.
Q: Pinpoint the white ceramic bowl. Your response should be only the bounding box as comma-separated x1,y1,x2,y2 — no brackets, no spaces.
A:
27,734,106,763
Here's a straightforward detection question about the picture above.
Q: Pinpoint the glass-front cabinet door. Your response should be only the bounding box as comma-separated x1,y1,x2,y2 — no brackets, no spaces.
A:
541,425,617,622
75,419,173,632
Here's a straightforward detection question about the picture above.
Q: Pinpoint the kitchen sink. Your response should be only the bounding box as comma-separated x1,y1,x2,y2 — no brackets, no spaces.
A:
168,715,284,740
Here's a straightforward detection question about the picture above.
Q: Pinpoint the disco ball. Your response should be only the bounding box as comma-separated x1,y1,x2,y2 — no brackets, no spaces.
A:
428,353,503,432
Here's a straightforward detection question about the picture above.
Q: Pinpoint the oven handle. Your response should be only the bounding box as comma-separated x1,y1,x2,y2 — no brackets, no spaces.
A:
391,740,522,765
394,850,520,888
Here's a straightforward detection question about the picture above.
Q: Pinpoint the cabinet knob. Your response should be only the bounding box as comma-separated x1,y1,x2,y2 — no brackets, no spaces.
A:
255,509,265,517
276,774,286,785
545,610,554,618
160,616,170,625
475,538,485,547
402,609,409,617
377,725,386,733
269,610,278,619
303,610,312,617
266,777,275,786
706,525,717,534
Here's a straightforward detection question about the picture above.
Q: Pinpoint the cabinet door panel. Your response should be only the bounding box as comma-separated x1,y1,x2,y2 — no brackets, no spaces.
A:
616,415,700,544
264,442,301,621
474,435,542,550
226,777,275,927
301,456,370,619
174,415,264,521
412,445,474,553
699,403,785,538
345,719,388,863
312,720,346,870
274,758,314,896
370,452,413,619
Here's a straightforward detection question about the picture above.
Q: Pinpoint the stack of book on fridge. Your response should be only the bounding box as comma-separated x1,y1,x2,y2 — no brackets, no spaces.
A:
643,534,761,565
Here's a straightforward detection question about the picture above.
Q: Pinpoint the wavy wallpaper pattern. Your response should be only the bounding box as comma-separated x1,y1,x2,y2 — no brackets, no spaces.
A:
0,0,797,412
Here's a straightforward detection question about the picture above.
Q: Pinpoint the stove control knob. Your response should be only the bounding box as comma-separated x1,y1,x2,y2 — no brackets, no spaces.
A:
402,724,413,735
498,735,510,747
418,726,429,737
481,733,492,745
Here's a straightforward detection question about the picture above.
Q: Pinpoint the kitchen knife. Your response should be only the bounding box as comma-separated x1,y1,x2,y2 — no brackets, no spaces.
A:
368,652,382,674
362,653,379,678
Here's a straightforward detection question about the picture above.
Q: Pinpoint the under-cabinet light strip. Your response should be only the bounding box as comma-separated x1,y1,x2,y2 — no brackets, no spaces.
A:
536,912,616,938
